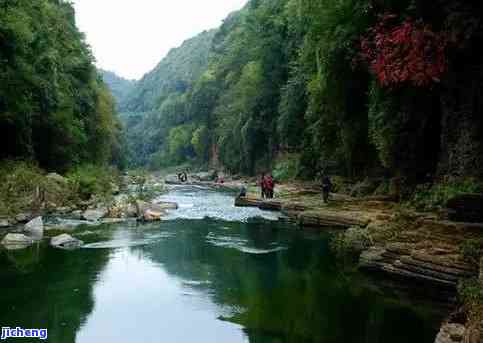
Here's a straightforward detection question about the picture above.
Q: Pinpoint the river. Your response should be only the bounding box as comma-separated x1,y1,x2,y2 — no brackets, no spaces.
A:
0,185,447,342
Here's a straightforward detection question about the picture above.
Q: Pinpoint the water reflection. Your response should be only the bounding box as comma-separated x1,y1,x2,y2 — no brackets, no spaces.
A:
0,187,447,343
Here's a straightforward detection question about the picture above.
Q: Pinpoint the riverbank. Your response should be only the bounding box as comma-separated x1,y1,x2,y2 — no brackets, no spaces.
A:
231,180,483,343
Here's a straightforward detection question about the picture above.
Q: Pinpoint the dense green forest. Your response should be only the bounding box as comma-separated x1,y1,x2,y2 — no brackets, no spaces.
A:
116,0,482,186
0,0,123,171
99,69,136,111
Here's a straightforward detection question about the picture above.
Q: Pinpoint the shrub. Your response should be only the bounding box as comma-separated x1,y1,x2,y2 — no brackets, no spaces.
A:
67,165,118,203
458,278,483,310
410,178,483,210
460,239,483,266
273,154,300,182
330,227,373,258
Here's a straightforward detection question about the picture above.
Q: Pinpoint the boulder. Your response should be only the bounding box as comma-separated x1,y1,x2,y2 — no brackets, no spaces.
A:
0,218,11,228
135,200,173,217
165,174,181,184
192,171,217,182
153,201,179,210
434,323,466,343
50,234,83,250
15,212,32,223
46,172,68,184
24,216,44,240
447,193,483,223
1,233,33,250
82,208,108,222
142,210,164,222
70,210,83,220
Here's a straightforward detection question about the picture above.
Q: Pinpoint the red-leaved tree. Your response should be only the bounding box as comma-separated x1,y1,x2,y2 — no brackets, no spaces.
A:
359,14,448,87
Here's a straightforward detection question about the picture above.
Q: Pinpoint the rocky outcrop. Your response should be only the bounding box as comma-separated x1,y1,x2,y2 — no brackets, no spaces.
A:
24,216,43,241
234,197,282,211
152,201,178,210
434,323,466,343
51,234,83,250
446,193,483,223
142,210,164,222
82,208,108,222
1,233,33,250
360,244,477,289
298,210,370,228
135,200,170,221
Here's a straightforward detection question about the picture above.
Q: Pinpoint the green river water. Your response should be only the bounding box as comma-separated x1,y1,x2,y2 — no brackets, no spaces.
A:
0,186,448,342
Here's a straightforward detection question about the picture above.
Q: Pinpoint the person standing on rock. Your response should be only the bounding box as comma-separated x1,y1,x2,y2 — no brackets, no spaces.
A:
321,173,332,203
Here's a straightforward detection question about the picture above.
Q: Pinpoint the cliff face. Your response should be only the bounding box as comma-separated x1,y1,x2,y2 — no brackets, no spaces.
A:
438,64,483,178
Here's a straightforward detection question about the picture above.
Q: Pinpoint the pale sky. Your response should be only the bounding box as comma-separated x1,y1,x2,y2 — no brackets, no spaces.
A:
73,0,248,80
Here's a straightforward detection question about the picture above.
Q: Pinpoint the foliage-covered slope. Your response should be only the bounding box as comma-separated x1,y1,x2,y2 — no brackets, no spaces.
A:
0,0,123,171
99,69,136,111
115,0,483,185
121,29,217,113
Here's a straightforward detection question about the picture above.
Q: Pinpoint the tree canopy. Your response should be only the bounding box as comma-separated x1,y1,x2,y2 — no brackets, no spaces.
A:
0,0,123,171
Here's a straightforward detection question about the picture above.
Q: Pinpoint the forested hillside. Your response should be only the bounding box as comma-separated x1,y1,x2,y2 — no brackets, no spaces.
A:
115,0,483,187
119,29,217,166
0,0,123,171
100,70,136,111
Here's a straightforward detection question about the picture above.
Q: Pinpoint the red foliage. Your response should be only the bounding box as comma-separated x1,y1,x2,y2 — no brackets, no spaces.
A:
359,14,448,87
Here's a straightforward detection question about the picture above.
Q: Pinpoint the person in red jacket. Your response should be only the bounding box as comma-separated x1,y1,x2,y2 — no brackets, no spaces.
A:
265,174,274,199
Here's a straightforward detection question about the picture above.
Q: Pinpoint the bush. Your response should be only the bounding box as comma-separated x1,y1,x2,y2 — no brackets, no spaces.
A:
273,154,300,181
459,278,483,310
330,227,373,258
0,161,45,216
460,239,483,266
67,165,118,203
0,160,76,215
410,178,483,211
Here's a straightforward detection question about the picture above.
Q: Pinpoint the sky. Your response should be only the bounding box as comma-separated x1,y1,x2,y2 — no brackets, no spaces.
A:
73,0,248,80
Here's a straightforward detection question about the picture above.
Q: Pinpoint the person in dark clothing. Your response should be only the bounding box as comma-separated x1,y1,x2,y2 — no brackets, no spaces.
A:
178,171,187,183
321,174,332,203
239,183,247,198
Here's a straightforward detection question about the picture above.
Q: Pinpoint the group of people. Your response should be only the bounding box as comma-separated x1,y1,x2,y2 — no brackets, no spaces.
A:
237,169,333,204
260,173,275,199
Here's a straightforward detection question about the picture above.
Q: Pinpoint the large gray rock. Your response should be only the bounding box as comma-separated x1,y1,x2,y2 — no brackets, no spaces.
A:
1,233,33,250
82,208,108,222
24,216,44,241
50,234,83,250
